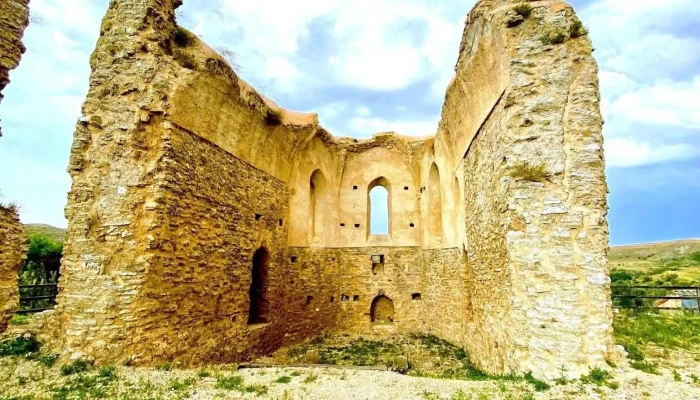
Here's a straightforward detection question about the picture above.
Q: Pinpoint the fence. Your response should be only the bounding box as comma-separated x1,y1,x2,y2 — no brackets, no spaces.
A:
611,285,700,313
17,283,58,314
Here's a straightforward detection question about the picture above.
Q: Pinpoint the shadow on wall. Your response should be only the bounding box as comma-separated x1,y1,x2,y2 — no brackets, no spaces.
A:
248,247,270,324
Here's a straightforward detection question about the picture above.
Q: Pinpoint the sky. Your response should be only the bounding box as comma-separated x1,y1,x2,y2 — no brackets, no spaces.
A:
0,0,698,245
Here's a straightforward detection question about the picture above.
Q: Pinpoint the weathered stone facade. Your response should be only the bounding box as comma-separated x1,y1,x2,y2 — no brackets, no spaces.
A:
0,206,28,332
0,0,30,137
53,0,614,379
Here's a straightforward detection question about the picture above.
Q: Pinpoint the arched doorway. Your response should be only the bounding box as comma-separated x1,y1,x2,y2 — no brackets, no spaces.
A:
248,247,270,324
370,295,394,324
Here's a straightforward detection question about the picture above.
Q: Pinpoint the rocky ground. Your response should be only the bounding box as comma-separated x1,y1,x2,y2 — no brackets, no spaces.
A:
1,328,700,400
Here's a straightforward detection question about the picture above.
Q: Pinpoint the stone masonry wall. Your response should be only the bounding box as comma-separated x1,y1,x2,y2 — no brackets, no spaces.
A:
457,0,614,379
0,0,30,136
53,0,612,379
0,205,28,332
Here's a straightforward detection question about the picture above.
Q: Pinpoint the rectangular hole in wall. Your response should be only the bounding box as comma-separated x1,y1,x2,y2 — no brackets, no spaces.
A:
353,185,358,190
330,296,335,303
409,223,415,228
353,295,359,301
354,223,360,228
371,254,385,275
404,186,409,190
255,213,262,221
290,256,297,263
341,294,349,301
412,293,422,301
340,223,345,227
305,295,314,306
279,219,283,226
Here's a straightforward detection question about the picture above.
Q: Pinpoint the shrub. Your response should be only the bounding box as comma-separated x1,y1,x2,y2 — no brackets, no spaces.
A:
155,362,173,371
508,163,548,182
513,4,533,18
569,20,588,38
197,368,210,378
215,375,243,390
524,372,550,391
170,377,195,391
173,26,193,47
11,314,31,326
630,360,660,374
61,359,90,376
0,336,41,356
174,50,197,70
303,372,319,384
99,365,118,380
275,376,292,384
540,30,568,45
580,367,613,386
265,108,283,126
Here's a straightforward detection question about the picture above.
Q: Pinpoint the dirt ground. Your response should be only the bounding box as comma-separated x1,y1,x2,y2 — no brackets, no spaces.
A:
1,332,700,400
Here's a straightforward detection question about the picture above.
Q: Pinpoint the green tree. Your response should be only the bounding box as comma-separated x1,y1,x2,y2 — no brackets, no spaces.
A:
20,234,63,284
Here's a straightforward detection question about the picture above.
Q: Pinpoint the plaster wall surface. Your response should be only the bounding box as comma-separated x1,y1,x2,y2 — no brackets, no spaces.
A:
52,0,614,379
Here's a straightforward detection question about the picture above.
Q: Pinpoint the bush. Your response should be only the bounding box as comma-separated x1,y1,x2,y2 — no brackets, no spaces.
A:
0,336,41,356
174,50,197,70
508,163,548,182
569,20,588,38
173,26,193,47
21,234,63,285
540,30,568,45
61,359,90,376
275,376,292,384
215,375,243,390
513,4,533,18
524,372,550,391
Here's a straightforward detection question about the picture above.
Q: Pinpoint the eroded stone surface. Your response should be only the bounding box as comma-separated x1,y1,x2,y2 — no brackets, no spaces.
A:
52,0,613,379
0,206,28,332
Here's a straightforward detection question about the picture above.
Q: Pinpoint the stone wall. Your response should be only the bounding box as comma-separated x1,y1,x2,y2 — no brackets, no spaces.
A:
0,0,30,136
455,0,615,379
53,0,613,379
0,205,27,332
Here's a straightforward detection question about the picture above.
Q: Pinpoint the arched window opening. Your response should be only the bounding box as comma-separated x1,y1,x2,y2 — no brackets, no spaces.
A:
370,295,394,324
248,247,270,324
428,163,443,239
309,169,326,244
367,177,391,237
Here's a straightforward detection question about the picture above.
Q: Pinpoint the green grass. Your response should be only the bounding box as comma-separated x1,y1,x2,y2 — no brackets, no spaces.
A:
508,163,548,182
580,367,618,389
169,377,195,391
540,30,568,45
51,368,119,400
275,375,292,384
10,314,32,326
155,362,173,371
60,360,90,376
513,4,533,18
569,19,588,38
303,372,318,384
196,368,210,378
215,374,243,390
0,336,41,356
214,374,268,395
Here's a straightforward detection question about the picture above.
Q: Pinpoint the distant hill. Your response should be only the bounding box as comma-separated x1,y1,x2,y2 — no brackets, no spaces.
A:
610,239,700,284
23,224,66,243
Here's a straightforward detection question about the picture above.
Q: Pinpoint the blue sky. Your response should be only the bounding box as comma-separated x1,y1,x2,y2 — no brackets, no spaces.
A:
0,0,698,245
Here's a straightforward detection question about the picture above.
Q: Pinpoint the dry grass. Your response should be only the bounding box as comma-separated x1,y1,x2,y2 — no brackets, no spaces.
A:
508,163,548,182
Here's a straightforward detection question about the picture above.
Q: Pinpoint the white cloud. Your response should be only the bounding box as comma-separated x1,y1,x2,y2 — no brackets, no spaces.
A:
347,116,436,138
605,138,698,168
610,77,700,130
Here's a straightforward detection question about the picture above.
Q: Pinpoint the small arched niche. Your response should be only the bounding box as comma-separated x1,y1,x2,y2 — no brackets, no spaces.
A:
367,177,391,238
309,169,327,245
248,247,270,324
428,163,443,240
370,295,394,324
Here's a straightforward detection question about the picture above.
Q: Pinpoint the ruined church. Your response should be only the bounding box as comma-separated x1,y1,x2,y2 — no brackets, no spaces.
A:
1,0,615,380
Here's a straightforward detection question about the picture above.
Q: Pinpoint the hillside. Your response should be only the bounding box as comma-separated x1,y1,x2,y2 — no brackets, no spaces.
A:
610,239,700,284
23,224,66,243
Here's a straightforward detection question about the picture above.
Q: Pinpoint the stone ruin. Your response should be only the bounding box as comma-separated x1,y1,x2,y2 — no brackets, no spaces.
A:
0,0,30,331
0,0,616,380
